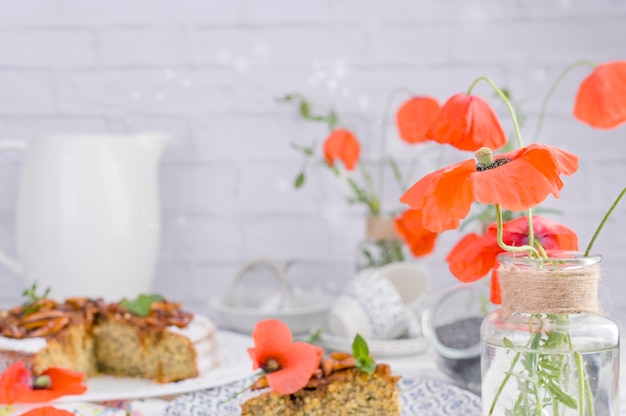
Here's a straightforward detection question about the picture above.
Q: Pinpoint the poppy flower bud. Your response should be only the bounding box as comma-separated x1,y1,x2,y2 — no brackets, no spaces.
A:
475,147,494,166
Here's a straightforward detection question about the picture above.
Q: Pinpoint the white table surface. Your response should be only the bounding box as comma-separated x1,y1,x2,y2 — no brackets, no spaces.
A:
1,340,624,415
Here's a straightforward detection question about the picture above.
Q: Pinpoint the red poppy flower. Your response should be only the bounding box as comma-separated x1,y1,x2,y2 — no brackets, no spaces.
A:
446,216,579,303
0,362,87,404
396,96,441,144
574,60,626,129
490,272,502,305
446,232,502,284
247,319,323,395
22,407,74,416
0,361,31,404
399,143,579,232
426,93,507,151
323,128,360,171
394,209,438,257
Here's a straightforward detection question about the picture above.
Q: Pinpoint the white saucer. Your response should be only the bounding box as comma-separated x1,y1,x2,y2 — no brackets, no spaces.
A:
315,328,429,357
210,290,333,335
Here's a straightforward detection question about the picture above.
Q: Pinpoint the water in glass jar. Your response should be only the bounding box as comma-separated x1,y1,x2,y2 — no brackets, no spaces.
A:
482,343,619,416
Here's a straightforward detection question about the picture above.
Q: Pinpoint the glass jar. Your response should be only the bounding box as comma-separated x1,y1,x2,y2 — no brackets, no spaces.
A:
355,215,408,270
421,281,494,395
481,251,620,416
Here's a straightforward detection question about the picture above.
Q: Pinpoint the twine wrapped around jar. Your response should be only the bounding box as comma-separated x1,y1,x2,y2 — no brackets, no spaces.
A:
498,254,601,317
366,215,401,241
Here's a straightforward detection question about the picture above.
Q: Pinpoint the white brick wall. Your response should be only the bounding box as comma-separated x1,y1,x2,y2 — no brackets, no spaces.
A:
0,0,625,324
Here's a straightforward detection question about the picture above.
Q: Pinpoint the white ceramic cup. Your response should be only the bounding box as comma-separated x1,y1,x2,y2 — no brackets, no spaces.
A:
326,262,431,340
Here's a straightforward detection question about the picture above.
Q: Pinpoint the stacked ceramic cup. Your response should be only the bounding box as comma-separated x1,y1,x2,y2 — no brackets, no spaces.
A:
326,262,430,341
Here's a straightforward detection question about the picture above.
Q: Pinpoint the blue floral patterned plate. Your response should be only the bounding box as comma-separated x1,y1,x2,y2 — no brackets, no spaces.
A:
165,376,482,416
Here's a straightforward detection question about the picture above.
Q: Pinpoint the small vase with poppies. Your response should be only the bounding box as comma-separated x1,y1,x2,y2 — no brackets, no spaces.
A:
481,251,619,416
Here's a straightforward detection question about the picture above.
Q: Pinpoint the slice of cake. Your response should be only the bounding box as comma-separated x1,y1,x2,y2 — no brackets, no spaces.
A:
241,319,401,416
93,299,218,382
0,291,218,383
0,297,99,377
241,353,401,416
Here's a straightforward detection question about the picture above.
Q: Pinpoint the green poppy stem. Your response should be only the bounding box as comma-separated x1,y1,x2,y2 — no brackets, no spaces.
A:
526,208,535,251
469,77,545,253
533,239,548,258
220,372,264,404
533,59,598,141
495,205,540,257
488,351,521,415
584,186,626,256
574,352,586,416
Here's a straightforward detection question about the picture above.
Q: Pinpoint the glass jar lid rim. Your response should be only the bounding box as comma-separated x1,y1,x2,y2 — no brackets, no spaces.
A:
496,250,602,264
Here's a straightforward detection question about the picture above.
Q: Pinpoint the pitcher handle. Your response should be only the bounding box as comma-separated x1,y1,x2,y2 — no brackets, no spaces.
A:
0,140,27,275
226,258,293,308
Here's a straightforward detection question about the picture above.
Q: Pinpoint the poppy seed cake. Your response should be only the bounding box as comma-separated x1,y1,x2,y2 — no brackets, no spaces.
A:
0,297,218,383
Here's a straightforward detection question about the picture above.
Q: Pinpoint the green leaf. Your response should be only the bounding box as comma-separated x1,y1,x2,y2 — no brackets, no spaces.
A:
361,248,375,267
22,282,50,303
327,110,339,128
543,331,565,349
294,172,305,188
352,334,376,375
278,94,296,102
308,327,323,345
530,331,542,350
121,294,164,317
545,381,578,409
22,282,51,316
356,357,376,375
353,333,369,357
299,101,311,118
503,337,516,349
522,354,535,373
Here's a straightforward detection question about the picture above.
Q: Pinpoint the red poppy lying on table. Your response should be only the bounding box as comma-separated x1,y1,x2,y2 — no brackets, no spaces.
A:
247,319,324,395
0,361,87,404
20,406,74,416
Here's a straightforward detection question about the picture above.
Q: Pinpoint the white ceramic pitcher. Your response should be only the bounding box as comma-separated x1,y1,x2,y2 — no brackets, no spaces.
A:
0,133,171,301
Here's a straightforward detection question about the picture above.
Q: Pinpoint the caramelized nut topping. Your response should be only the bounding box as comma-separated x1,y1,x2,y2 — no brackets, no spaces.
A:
27,316,70,337
330,351,351,361
251,376,270,390
104,299,193,332
21,309,67,324
0,296,192,340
